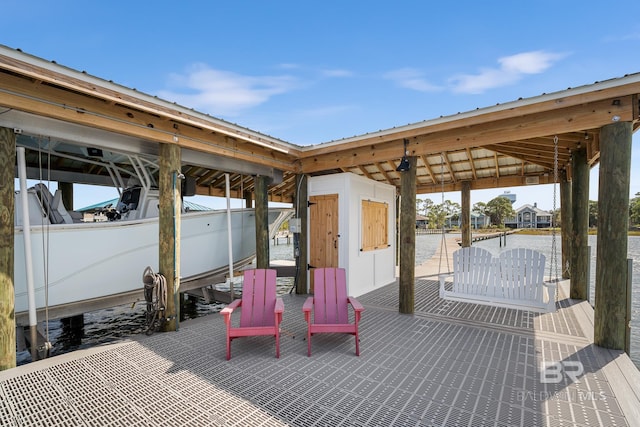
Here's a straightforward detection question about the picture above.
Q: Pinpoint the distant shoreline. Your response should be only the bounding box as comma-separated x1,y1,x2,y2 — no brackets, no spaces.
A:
513,228,640,237
424,228,640,237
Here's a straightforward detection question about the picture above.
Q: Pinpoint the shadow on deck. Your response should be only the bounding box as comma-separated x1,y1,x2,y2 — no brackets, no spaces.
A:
1,279,638,426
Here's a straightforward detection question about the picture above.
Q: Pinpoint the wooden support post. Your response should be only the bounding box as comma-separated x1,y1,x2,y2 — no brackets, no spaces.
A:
294,174,308,294
399,157,417,314
560,169,572,280
625,259,632,355
254,175,269,269
570,147,589,300
159,143,181,332
594,121,632,349
0,127,16,370
395,194,400,266
58,182,74,211
461,181,471,247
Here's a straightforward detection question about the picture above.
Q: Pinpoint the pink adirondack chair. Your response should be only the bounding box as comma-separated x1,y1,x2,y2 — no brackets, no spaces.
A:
220,269,284,360
302,267,364,356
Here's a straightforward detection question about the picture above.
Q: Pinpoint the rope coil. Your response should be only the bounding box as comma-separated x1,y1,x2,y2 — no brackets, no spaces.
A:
142,266,167,335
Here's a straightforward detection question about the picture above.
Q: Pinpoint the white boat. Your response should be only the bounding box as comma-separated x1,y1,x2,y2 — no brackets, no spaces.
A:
14,161,292,325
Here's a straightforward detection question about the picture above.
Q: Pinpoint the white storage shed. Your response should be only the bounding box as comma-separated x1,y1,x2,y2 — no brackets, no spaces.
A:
307,172,396,297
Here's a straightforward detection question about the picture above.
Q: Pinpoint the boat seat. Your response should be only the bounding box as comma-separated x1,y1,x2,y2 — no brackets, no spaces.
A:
50,189,76,223
33,184,74,224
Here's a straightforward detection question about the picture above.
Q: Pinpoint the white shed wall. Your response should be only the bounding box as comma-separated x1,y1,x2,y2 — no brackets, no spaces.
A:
308,172,396,297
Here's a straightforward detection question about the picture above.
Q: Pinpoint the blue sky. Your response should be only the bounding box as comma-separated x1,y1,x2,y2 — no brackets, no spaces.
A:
5,1,640,210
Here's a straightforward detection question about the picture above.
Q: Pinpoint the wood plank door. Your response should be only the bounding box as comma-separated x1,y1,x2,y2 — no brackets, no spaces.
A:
309,194,339,293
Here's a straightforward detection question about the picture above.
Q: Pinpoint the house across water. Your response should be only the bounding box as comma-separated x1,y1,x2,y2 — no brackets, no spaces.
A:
505,203,553,229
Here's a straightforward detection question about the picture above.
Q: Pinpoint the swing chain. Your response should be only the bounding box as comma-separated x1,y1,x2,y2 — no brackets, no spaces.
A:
438,152,450,275
550,135,560,301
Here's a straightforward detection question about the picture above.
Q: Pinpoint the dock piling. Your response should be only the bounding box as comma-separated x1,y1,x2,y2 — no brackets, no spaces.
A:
0,127,16,370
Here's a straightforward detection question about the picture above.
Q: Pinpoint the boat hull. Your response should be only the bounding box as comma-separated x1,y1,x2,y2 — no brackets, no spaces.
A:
14,208,288,323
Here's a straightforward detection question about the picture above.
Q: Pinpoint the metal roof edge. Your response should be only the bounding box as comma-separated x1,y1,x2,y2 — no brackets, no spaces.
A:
2,44,638,155
0,44,300,152
303,72,640,150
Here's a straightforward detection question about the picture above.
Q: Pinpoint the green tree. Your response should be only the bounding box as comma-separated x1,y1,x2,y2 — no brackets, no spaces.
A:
630,192,640,227
472,202,488,228
415,198,434,216
441,200,456,212
588,200,598,228
550,208,561,228
485,197,516,227
472,202,487,217
442,200,461,223
427,203,447,229
424,199,461,228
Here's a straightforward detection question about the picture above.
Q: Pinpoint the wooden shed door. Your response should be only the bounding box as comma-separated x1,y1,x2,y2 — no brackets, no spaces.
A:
309,194,339,292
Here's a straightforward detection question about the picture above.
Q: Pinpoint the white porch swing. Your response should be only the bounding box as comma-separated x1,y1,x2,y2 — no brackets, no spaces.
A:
437,138,560,313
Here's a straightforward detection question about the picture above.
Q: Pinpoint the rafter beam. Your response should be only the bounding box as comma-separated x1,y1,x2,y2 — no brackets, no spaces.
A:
358,165,373,180
417,173,556,195
465,148,477,180
299,96,634,173
420,155,437,184
373,162,396,186
442,152,456,184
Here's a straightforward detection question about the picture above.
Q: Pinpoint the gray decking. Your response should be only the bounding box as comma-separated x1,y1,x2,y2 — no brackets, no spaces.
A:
1,279,639,426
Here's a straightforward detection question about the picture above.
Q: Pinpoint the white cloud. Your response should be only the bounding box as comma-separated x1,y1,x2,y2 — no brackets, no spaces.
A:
384,68,442,92
603,30,640,42
277,63,301,70
157,63,299,117
321,68,353,78
298,104,356,118
449,50,567,94
499,51,564,74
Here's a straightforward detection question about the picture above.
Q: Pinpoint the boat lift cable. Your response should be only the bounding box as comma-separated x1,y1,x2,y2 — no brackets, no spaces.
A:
45,140,51,342
225,173,235,301
38,137,52,346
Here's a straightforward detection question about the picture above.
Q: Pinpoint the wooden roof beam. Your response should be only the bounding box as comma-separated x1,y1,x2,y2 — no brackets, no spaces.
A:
442,152,456,184
465,148,477,180
417,173,556,195
373,162,396,186
489,145,556,162
269,174,295,197
0,53,301,157
420,155,438,184
358,165,374,180
300,96,634,173
0,72,298,171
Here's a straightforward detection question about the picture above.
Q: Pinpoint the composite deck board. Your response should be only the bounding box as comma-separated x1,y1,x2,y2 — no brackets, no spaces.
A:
0,279,638,426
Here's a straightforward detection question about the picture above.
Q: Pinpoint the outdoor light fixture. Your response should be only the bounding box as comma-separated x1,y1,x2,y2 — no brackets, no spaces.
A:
396,138,411,172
